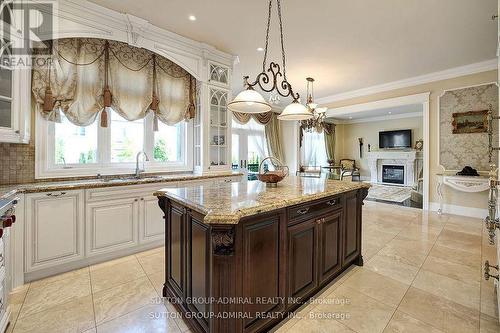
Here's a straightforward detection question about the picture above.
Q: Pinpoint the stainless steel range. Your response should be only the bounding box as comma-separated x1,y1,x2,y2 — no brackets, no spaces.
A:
0,197,17,332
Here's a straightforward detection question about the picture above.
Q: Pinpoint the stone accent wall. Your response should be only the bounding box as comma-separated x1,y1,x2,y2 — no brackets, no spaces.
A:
439,83,499,171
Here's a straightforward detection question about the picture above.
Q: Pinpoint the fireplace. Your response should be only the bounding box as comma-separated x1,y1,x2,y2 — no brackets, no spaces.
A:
382,165,405,185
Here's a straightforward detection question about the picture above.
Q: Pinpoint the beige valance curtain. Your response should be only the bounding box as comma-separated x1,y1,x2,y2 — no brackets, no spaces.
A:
31,38,195,127
232,111,273,125
299,122,336,162
233,111,285,163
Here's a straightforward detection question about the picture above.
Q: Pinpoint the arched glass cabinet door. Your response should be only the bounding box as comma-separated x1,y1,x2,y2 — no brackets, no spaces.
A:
209,88,228,168
208,62,229,87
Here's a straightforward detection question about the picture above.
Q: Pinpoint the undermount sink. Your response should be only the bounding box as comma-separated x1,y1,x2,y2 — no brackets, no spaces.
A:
102,175,164,183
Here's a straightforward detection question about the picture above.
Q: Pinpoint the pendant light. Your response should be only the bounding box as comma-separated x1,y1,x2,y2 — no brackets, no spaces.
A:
228,0,312,121
301,77,328,132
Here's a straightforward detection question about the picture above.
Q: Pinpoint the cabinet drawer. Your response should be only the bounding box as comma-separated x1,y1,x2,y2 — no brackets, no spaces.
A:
288,196,342,223
86,182,178,202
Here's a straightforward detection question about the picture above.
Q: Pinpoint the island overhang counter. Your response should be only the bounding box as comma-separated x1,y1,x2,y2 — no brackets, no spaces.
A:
155,177,370,333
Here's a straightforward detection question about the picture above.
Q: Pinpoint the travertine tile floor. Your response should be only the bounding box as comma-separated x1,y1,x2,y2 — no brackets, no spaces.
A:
8,201,500,333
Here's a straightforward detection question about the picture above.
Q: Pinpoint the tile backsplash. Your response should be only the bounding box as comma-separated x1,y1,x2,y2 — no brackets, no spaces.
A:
0,142,35,185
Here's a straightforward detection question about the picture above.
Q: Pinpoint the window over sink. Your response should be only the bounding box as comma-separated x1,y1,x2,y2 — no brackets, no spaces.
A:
36,109,192,179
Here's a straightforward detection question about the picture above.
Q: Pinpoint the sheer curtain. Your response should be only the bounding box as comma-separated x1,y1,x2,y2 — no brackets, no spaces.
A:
302,131,327,167
246,118,268,162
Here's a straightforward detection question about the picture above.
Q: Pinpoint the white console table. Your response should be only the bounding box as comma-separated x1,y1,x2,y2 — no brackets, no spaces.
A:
436,173,489,214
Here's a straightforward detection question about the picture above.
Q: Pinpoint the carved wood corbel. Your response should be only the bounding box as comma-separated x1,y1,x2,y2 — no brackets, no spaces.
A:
211,227,235,256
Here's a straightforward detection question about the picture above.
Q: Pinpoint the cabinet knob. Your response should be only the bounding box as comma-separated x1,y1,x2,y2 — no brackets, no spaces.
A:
326,199,337,206
140,198,144,201
134,199,138,202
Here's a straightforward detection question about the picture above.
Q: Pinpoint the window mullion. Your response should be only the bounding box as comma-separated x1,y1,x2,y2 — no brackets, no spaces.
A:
99,115,110,167
144,113,154,165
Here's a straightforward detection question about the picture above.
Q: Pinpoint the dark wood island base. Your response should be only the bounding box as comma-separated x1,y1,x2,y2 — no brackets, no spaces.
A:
157,183,369,333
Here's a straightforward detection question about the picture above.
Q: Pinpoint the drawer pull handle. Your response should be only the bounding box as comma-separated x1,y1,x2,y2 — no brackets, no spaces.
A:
326,200,337,206
316,217,326,225
296,208,309,215
46,192,67,198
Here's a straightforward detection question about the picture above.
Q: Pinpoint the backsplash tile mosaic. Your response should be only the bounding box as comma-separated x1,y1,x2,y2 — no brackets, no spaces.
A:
0,142,36,185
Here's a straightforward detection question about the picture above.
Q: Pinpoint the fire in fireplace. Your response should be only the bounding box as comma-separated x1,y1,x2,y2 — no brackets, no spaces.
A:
382,165,405,185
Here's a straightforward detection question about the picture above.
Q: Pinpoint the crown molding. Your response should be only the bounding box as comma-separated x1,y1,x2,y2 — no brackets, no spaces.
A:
316,59,498,104
333,111,423,124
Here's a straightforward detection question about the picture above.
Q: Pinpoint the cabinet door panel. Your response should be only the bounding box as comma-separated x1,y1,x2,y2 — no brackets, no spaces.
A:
186,213,210,331
140,196,164,243
168,204,185,296
86,198,138,257
288,220,317,300
242,216,281,330
319,211,342,283
26,191,84,272
343,191,360,264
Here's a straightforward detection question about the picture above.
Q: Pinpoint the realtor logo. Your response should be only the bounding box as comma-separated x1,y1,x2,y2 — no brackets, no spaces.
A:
0,0,56,68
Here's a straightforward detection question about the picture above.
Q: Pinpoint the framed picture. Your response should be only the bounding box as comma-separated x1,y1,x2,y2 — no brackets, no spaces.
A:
451,110,488,134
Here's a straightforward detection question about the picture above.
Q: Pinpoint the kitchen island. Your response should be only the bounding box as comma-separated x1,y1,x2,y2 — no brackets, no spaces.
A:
155,177,370,333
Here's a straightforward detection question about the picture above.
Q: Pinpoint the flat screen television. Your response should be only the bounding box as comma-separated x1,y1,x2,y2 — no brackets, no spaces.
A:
379,129,412,149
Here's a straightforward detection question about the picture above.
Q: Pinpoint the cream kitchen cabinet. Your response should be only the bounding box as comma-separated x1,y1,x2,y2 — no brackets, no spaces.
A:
25,190,85,273
23,177,238,281
0,67,31,144
139,194,165,244
85,197,139,257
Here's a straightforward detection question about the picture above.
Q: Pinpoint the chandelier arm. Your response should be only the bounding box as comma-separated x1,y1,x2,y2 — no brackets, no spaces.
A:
262,0,273,72
277,0,287,80
246,62,300,101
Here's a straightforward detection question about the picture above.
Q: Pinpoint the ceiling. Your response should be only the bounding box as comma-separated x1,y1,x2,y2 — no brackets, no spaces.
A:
89,0,497,103
329,104,423,121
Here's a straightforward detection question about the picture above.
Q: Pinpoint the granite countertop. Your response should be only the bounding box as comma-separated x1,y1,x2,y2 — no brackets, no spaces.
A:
155,176,370,224
0,172,243,200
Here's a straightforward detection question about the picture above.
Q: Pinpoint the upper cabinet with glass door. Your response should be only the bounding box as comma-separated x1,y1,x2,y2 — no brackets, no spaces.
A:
0,2,31,144
209,88,230,169
208,61,230,88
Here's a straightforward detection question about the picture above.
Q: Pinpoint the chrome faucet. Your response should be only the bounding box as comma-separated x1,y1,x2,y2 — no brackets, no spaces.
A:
135,151,150,178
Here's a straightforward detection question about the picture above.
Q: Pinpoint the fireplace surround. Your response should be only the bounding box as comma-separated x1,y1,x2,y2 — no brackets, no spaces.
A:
367,150,423,186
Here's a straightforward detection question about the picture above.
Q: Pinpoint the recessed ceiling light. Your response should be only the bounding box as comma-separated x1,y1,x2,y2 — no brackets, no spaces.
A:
349,116,353,119
257,47,264,52
388,111,392,114
188,15,196,21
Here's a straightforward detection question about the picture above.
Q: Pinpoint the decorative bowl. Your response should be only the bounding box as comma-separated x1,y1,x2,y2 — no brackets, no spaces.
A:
257,157,289,187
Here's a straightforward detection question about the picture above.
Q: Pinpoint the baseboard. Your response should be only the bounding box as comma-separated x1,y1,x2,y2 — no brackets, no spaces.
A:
429,202,487,219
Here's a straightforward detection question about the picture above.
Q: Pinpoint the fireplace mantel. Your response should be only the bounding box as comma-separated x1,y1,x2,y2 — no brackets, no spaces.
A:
367,150,423,186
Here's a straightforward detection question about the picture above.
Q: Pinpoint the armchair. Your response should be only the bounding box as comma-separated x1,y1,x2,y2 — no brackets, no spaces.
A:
338,159,361,182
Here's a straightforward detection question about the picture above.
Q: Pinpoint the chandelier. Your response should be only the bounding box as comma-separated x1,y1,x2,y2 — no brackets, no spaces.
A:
227,0,312,121
301,77,328,132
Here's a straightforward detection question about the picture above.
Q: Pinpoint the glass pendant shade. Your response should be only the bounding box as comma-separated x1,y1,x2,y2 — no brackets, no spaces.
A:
227,88,272,113
278,101,313,121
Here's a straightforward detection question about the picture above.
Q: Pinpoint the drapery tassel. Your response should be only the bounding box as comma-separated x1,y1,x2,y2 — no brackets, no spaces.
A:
153,113,159,132
151,93,159,111
103,86,112,108
100,108,108,127
101,41,111,128
43,86,54,113
185,102,195,121
185,76,196,121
